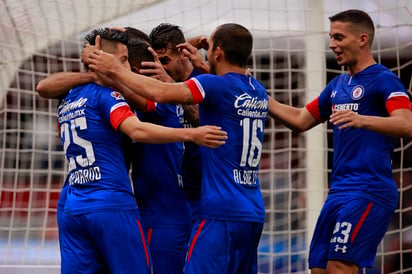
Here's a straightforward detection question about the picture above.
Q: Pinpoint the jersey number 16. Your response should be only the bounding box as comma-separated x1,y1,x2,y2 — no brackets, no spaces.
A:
240,117,263,168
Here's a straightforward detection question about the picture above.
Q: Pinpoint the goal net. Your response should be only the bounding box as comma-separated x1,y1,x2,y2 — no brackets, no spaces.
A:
0,0,411,273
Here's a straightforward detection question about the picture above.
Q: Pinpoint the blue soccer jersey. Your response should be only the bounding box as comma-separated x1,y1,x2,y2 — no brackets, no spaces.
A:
185,73,268,223
58,83,137,215
306,64,412,210
58,83,152,273
181,68,203,218
132,102,191,226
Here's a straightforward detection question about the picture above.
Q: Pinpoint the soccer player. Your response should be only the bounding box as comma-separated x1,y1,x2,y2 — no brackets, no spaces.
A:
267,9,412,274
144,23,204,222
87,23,268,274
124,23,206,274
36,29,152,272
128,39,193,274
51,28,227,274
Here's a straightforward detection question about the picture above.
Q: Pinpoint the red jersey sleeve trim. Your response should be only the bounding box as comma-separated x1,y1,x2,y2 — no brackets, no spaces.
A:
57,122,61,138
305,97,322,122
110,105,135,130
144,99,157,112
386,95,412,114
185,79,204,105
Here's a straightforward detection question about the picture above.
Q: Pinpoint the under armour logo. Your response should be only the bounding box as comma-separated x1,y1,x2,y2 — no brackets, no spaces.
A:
334,244,347,253
331,90,337,98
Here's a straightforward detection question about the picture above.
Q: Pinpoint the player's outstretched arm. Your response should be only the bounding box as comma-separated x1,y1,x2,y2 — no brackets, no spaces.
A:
330,108,412,138
36,71,96,99
119,116,227,147
113,80,149,111
36,35,102,99
187,125,227,147
268,96,318,133
88,49,194,105
93,70,149,111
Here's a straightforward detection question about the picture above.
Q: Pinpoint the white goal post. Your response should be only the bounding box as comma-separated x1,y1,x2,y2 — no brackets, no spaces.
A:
0,0,411,273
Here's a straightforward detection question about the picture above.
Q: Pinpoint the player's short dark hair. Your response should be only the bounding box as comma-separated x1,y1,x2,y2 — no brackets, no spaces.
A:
128,40,154,70
125,27,151,45
84,28,127,46
212,23,252,67
83,28,127,70
329,9,375,45
149,23,185,53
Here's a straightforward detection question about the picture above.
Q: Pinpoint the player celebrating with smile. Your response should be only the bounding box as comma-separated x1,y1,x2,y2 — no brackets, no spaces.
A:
268,9,412,274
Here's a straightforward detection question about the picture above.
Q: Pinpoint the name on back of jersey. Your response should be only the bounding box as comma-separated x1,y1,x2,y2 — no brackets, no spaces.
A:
233,169,259,186
69,166,101,185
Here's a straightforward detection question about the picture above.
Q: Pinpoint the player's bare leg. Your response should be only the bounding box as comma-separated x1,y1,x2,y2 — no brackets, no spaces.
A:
326,260,359,274
311,267,326,274
311,260,359,274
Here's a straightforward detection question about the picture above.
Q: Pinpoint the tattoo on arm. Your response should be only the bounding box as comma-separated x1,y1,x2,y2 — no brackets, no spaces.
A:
183,104,200,127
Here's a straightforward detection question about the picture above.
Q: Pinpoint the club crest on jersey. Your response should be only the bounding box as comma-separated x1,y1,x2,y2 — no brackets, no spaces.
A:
111,91,125,100
351,85,364,100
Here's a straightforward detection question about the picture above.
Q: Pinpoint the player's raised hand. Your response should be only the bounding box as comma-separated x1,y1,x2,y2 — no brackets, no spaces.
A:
82,35,101,65
190,125,228,148
87,49,119,76
139,47,174,83
186,35,209,50
177,42,209,73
